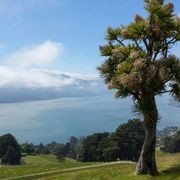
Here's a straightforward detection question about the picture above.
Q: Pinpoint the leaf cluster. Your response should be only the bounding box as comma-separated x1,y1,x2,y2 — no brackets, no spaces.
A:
98,0,180,103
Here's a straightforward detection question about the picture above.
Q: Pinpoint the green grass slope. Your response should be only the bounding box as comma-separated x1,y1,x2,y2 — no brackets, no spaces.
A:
45,152,180,180
0,151,179,180
0,155,96,179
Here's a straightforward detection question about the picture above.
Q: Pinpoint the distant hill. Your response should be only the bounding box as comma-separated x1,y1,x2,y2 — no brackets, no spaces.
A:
157,126,180,145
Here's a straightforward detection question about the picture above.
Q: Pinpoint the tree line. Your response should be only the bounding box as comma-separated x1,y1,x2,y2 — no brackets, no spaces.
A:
0,119,179,165
20,119,145,162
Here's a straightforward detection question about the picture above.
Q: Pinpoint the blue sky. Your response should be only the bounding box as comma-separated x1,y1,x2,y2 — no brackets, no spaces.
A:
0,0,179,142
0,0,179,73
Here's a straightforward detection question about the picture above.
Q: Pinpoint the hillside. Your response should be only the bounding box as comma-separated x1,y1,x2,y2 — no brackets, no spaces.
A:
0,155,96,179
0,151,179,179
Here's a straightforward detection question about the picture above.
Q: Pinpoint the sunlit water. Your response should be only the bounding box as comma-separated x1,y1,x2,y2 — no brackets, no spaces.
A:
0,94,179,144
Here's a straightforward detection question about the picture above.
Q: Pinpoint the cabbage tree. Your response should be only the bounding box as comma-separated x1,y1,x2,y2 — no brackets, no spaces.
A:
98,0,180,175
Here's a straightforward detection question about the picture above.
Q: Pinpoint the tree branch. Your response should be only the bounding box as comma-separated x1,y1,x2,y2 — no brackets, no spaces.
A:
115,38,125,47
143,38,148,52
133,39,143,51
155,90,171,95
152,49,160,61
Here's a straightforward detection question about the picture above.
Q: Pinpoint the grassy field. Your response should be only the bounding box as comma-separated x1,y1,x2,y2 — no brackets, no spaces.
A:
0,151,179,180
39,151,180,180
0,154,97,179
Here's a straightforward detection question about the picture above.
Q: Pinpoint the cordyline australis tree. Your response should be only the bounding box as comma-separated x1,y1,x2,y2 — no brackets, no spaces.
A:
98,0,180,176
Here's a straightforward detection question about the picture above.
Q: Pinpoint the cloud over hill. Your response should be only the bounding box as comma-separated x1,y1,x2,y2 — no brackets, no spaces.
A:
0,67,107,103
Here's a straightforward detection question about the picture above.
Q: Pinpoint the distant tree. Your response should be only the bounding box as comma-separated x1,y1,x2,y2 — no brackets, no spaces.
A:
115,119,145,161
102,146,120,162
78,132,109,162
52,144,65,155
76,137,85,162
46,141,58,153
98,132,119,162
78,120,145,162
52,143,66,161
2,146,18,165
65,136,79,159
0,134,21,165
160,131,180,153
99,0,180,175
35,143,50,154
21,143,35,155
56,153,65,162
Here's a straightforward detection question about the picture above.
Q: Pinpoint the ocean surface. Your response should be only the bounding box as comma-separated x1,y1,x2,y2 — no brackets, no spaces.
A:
0,94,179,144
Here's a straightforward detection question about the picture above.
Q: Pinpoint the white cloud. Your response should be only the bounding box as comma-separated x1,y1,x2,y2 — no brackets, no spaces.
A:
5,41,64,69
0,67,75,88
0,40,106,103
0,66,106,103
0,37,106,103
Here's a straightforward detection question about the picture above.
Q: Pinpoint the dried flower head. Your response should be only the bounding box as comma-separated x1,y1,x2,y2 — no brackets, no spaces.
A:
135,14,144,23
119,74,137,88
133,59,146,70
112,48,124,59
121,28,129,38
130,51,140,59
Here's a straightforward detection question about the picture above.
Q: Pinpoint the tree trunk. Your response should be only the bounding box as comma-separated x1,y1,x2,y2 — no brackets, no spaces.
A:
136,125,159,175
136,96,159,175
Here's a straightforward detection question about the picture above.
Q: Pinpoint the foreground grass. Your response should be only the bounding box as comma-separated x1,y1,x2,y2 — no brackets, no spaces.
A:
0,151,179,179
37,151,180,180
0,154,96,179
